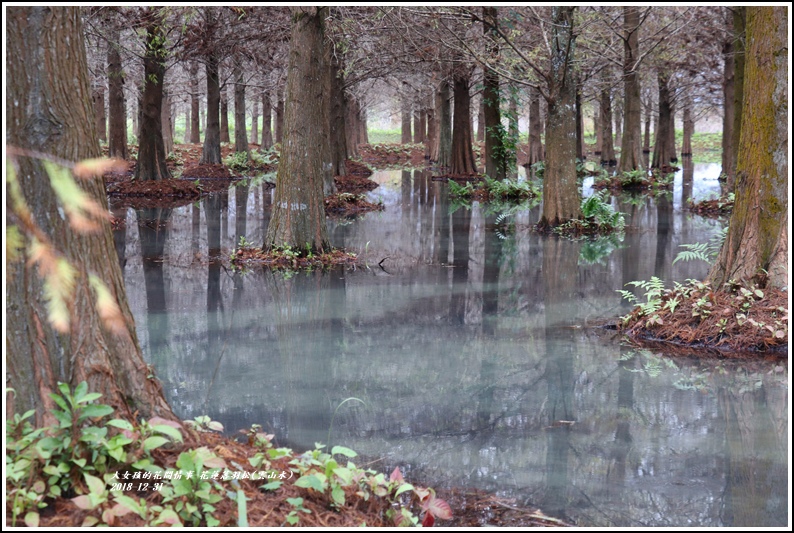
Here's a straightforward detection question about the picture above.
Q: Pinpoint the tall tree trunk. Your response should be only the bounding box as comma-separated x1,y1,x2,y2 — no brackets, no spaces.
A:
135,11,170,181
261,90,273,149
6,6,175,425
482,6,505,181
575,80,584,161
450,70,477,174
107,26,127,159
527,85,544,167
425,106,437,159
358,105,368,144
643,101,652,153
539,6,580,228
727,7,746,192
92,80,107,142
508,85,519,178
189,61,201,143
599,82,616,165
476,94,486,142
613,97,622,149
328,51,348,176
681,103,693,156
618,6,644,172
251,92,259,146
275,89,284,143
720,38,735,180
414,108,427,144
233,64,249,155
651,72,674,169
708,6,787,289
401,88,412,144
183,102,190,143
345,96,360,158
201,47,222,164
160,90,173,156
264,7,331,254
435,77,452,167
220,82,230,143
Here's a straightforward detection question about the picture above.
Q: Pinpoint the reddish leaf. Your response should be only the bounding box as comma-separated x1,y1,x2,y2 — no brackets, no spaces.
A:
389,466,404,483
422,512,435,527
426,497,453,520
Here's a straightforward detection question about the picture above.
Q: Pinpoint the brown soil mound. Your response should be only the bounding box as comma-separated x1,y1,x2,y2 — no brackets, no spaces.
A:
687,197,733,217
231,246,359,269
334,174,379,194
442,488,572,527
325,193,384,216
619,281,788,357
345,159,374,177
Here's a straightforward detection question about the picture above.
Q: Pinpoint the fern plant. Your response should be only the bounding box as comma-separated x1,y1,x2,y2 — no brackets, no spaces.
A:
673,226,728,265
617,276,667,319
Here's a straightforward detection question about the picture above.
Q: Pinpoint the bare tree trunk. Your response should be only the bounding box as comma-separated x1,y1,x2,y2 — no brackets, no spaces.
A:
599,82,616,166
435,77,452,167
727,7,746,192
450,70,477,174
264,6,331,254
201,44,222,164
401,88,412,144
708,6,787,289
575,81,584,161
107,25,127,159
251,91,259,146
160,90,173,156
358,105,368,144
345,96,359,157
6,6,175,425
425,105,436,159
328,51,347,176
651,72,674,169
261,90,273,149
613,97,622,149
220,82,230,143
482,6,505,180
135,11,170,181
477,94,485,142
527,85,544,167
681,103,693,156
618,6,644,172
189,61,200,143
92,81,107,143
643,101,652,154
233,64,249,156
539,6,581,228
275,89,284,143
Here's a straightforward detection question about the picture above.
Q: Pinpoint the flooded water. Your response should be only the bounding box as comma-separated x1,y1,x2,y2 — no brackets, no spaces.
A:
114,162,788,527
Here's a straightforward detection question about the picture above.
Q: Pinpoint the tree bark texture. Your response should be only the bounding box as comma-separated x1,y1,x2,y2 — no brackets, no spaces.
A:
189,61,201,143
651,72,675,169
107,26,127,159
201,46,222,163
643,101,652,153
618,7,645,172
261,90,273,149
233,64,249,155
599,83,616,165
251,92,259,146
434,77,452,167
401,89,412,144
329,51,348,176
275,89,284,143
527,85,544,167
482,6,505,181
92,81,107,143
6,6,174,425
264,6,331,254
539,6,580,228
450,71,477,174
728,7,746,191
681,104,693,156
135,11,170,181
161,91,173,157
220,84,230,143
708,6,788,289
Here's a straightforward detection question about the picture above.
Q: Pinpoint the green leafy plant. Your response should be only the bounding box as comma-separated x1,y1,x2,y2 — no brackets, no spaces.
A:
673,226,728,265
223,151,251,171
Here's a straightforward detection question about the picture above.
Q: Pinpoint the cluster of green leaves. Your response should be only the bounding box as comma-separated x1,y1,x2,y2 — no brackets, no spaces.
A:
553,192,626,237
274,443,452,527
223,151,251,171
448,176,538,202
673,227,728,265
617,276,669,325
6,382,184,527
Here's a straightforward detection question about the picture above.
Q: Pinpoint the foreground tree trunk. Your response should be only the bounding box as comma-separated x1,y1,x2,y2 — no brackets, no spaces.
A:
434,77,452,167
233,64,249,156
200,33,222,164
135,9,170,181
538,6,581,228
708,6,788,289
450,70,477,174
220,83,230,143
264,7,331,254
618,7,644,173
328,51,348,176
482,6,506,181
107,25,127,159
6,6,175,425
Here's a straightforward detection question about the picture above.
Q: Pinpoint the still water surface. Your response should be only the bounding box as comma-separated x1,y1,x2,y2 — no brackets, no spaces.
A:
114,163,788,527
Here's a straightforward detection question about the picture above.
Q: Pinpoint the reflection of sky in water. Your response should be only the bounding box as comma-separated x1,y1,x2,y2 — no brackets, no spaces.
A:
117,168,786,527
